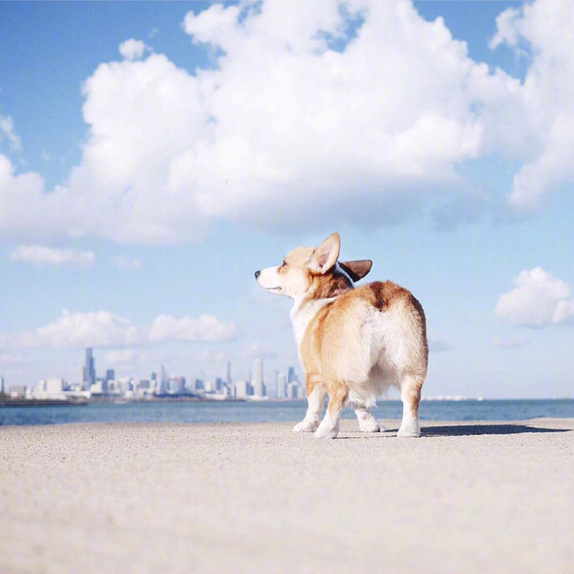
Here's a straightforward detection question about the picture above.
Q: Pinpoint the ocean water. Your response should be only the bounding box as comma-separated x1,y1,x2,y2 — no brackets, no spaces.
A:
1,398,573,427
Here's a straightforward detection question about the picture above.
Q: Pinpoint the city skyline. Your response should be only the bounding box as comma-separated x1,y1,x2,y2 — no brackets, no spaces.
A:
7,346,304,401
1,1,573,399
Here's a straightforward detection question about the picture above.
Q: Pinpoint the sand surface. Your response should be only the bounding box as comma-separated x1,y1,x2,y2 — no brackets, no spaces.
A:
1,419,573,574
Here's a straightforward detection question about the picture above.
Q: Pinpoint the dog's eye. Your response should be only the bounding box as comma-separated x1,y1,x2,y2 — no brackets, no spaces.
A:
281,260,287,268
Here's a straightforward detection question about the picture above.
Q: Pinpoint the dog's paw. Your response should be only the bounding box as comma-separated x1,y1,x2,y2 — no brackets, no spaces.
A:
360,420,383,433
314,423,339,439
293,419,319,433
397,424,421,438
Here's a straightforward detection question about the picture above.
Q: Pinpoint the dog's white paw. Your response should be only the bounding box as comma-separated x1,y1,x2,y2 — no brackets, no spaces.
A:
314,428,339,439
360,419,383,433
293,419,319,433
397,423,421,438
314,422,339,439
356,408,384,433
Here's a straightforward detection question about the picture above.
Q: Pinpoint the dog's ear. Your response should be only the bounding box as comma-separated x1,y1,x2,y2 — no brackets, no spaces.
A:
308,233,340,274
340,260,372,282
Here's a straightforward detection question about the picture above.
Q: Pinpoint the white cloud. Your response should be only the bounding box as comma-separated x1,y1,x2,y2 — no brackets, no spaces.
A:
552,299,574,326
10,244,95,267
36,310,138,348
66,50,210,242
0,310,237,349
119,39,148,61
1,0,573,244
495,267,574,327
490,1,574,210
148,314,237,343
181,0,490,228
0,154,53,241
0,115,22,154
245,342,277,361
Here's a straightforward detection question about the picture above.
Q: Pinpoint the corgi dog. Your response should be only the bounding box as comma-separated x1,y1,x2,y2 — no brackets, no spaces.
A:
255,233,428,439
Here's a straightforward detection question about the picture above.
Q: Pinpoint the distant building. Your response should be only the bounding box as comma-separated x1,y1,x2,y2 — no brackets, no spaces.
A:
0,376,6,395
286,381,305,399
9,385,27,398
234,380,253,398
82,348,96,391
154,367,167,396
253,358,265,397
45,378,65,393
277,373,287,399
89,381,105,395
288,366,298,383
226,361,232,386
168,376,186,395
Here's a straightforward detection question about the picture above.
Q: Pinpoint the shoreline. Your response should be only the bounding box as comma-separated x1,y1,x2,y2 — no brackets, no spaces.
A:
2,419,573,574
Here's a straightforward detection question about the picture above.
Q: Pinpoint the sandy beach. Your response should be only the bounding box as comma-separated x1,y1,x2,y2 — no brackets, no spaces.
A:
1,418,573,574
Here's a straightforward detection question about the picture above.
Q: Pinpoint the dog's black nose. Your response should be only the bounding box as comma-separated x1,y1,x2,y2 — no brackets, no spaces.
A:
254,270,261,279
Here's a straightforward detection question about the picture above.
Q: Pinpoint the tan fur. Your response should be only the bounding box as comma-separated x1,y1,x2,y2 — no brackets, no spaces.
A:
255,233,428,439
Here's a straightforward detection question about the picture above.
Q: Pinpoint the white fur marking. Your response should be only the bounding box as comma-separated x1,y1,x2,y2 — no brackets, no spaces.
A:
290,297,335,347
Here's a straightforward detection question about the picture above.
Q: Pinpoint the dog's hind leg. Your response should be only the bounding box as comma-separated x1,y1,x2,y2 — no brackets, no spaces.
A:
315,384,348,439
397,373,423,437
293,375,325,433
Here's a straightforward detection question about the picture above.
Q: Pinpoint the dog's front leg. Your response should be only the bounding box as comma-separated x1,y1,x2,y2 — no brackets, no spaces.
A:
314,384,348,439
293,376,325,433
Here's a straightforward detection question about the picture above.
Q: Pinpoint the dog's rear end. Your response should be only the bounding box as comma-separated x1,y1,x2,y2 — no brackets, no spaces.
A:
297,279,427,438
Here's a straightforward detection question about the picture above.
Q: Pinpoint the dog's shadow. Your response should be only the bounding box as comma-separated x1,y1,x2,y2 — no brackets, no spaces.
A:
339,423,571,438
421,423,571,437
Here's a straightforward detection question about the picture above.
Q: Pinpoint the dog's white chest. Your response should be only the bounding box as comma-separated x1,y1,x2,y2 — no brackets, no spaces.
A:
290,297,334,347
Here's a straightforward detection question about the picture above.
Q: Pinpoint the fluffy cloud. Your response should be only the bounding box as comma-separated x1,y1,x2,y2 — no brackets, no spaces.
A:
148,314,238,343
66,50,210,243
1,310,237,349
119,38,148,61
9,245,95,267
491,1,574,210
0,115,22,155
36,310,138,348
0,154,50,241
495,267,574,327
181,0,490,228
1,0,573,243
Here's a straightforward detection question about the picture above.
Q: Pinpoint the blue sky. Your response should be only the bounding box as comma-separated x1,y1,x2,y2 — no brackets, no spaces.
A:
1,0,573,398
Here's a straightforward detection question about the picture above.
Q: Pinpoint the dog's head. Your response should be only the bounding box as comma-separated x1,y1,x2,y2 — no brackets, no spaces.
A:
255,233,372,300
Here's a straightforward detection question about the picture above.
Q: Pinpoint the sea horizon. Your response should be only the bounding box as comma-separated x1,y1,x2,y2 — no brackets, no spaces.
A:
1,397,573,427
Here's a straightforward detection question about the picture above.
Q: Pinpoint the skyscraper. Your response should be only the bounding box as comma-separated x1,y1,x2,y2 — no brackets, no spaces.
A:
103,369,115,393
277,372,287,399
226,361,232,386
253,358,265,397
154,365,167,396
82,348,96,391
